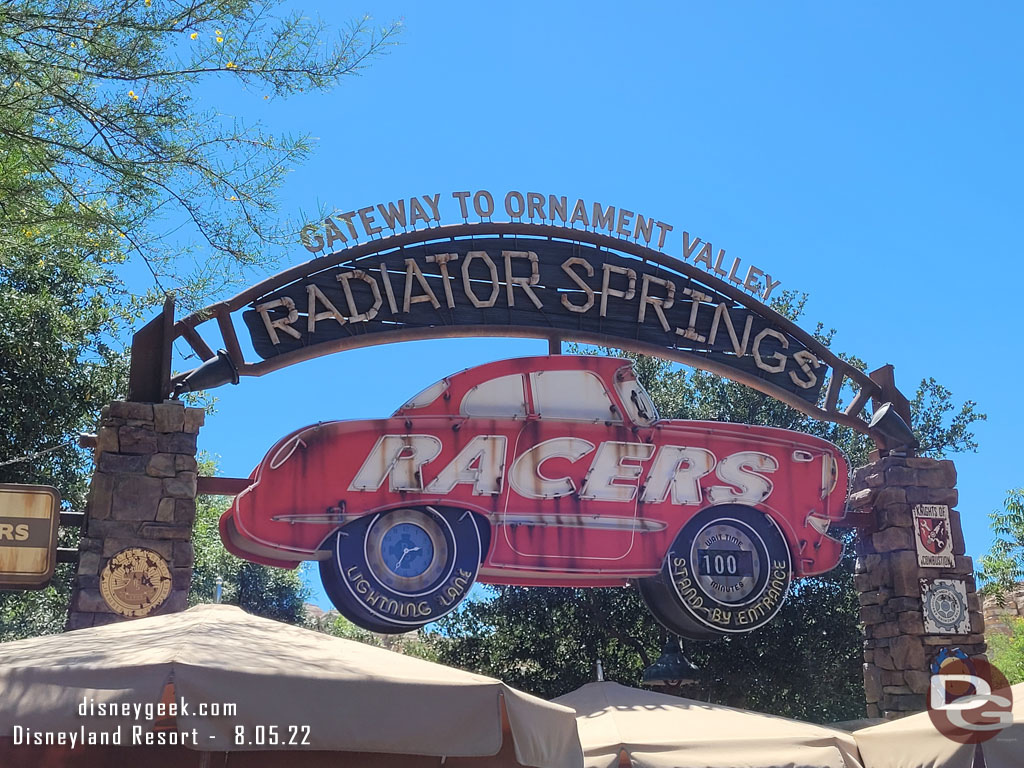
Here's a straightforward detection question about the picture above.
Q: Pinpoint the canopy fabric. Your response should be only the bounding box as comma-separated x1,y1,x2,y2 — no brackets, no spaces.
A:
552,681,863,768
852,682,1023,768
0,604,582,768
0,734,536,768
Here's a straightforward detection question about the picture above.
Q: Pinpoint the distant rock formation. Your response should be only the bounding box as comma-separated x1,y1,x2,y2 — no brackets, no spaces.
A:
983,585,1024,636
304,602,340,630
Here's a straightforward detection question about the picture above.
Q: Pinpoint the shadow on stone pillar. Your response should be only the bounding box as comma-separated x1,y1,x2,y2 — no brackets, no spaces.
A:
851,457,985,719
67,400,204,630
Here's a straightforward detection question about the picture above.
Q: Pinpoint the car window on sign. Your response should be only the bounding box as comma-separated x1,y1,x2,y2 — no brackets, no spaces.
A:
398,378,449,412
461,374,528,418
616,375,659,427
529,370,622,423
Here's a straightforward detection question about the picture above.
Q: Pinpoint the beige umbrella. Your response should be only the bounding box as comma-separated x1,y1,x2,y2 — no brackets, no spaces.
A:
853,682,1023,768
553,681,863,768
0,604,582,768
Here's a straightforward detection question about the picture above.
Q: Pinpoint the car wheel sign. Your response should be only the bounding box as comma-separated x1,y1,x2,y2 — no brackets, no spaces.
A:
222,355,847,635
664,506,792,635
319,506,482,632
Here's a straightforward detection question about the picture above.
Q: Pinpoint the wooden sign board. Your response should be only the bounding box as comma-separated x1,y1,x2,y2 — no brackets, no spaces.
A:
0,484,60,588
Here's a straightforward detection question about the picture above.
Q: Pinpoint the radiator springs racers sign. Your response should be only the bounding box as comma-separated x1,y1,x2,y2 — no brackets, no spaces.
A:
245,238,821,405
221,355,850,638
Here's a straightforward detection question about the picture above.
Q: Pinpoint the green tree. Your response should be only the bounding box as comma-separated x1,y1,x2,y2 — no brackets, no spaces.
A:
987,617,1024,685
0,148,126,641
319,612,439,662
1,0,399,485
189,482,308,624
435,293,985,722
1,0,399,302
978,489,1024,602
0,1,396,638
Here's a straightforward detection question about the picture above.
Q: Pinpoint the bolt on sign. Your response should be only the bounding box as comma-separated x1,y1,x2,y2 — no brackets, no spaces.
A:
0,484,60,588
220,355,850,638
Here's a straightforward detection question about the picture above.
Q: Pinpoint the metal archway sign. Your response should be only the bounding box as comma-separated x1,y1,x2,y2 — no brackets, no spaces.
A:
146,220,903,438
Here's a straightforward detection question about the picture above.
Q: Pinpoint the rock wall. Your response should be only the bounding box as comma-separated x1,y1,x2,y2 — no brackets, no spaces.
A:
983,585,1024,635
67,400,204,630
851,456,985,718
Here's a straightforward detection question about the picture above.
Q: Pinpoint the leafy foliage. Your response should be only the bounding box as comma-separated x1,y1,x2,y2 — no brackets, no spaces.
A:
911,379,986,457
0,0,395,639
0,564,75,642
1,0,400,304
0,145,124,641
189,460,308,624
437,548,861,722
0,146,126,500
987,617,1024,685
978,489,1024,602
316,612,439,661
435,292,985,722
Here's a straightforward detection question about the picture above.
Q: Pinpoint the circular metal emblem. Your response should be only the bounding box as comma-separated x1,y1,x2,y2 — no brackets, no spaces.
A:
364,509,451,594
924,582,969,633
99,547,172,618
688,520,764,605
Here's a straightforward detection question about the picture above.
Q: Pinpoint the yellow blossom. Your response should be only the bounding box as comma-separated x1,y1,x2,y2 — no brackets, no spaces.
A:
226,61,236,69
144,0,151,6
119,232,126,238
216,29,222,35
128,90,138,100
48,117,55,123
227,195,238,201
216,36,223,43
190,32,198,39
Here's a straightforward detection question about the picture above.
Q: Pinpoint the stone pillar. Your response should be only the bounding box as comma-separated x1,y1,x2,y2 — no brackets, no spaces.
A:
850,457,985,718
67,400,204,630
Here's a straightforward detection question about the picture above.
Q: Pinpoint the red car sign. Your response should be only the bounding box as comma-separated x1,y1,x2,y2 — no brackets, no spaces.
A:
221,355,850,637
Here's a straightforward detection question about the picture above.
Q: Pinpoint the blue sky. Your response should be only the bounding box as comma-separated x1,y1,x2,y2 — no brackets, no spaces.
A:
176,2,1021,608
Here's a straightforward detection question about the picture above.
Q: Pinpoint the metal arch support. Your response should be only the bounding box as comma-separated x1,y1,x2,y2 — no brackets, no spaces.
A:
151,222,904,446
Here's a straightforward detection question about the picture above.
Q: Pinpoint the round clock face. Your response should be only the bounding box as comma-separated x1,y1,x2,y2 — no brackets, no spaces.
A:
364,509,449,593
381,522,435,578
99,548,173,618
